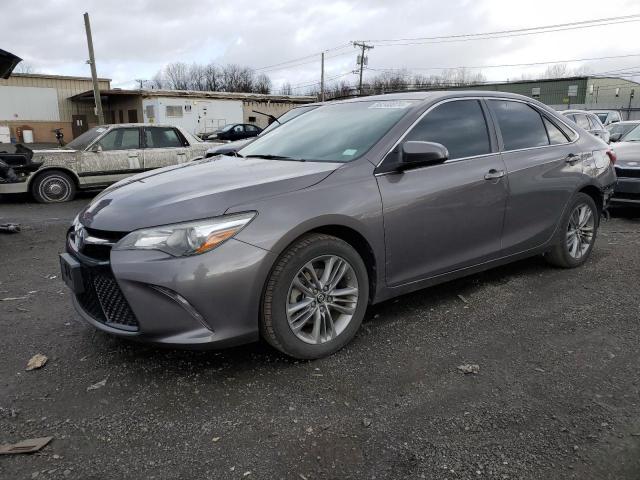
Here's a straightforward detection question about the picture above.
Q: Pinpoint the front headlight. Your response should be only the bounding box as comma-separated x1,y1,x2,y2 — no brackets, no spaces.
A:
113,212,256,257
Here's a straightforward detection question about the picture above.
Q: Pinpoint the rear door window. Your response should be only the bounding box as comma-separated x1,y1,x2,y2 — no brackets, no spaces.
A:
488,100,549,150
145,127,183,148
405,99,491,160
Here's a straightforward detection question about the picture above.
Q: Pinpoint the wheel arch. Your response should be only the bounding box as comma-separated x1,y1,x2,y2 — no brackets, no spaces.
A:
264,218,382,304
28,166,81,191
578,184,604,214
28,167,80,202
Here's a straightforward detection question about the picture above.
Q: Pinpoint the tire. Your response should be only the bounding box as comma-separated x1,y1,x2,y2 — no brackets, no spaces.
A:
31,170,76,203
545,193,599,268
261,233,369,359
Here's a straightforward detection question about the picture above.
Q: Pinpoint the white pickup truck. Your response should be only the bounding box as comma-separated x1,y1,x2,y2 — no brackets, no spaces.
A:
0,123,210,203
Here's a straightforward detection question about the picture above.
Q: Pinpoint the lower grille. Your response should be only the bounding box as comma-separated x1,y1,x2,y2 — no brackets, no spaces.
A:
615,167,640,179
76,266,139,331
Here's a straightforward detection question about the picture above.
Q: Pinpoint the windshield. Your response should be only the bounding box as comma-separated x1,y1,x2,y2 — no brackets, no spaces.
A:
64,126,108,150
239,100,416,162
607,123,639,140
220,125,234,132
259,105,319,136
596,113,608,123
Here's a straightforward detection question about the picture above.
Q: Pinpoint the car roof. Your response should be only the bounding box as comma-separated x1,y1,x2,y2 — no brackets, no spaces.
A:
96,123,180,129
562,109,596,115
325,90,550,105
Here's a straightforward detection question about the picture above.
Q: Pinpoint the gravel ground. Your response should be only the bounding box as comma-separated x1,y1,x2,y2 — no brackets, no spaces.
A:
1,196,639,480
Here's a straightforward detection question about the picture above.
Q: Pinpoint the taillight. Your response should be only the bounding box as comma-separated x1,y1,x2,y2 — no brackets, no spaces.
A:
606,150,617,165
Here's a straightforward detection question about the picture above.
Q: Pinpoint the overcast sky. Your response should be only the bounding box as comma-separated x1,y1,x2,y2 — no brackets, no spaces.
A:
3,0,640,92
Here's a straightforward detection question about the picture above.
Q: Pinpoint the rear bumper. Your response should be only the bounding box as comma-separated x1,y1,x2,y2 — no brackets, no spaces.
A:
65,238,276,349
611,177,640,205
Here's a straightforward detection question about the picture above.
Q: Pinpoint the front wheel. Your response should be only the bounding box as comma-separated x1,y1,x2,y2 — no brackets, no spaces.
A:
261,233,369,359
545,193,599,268
31,170,76,203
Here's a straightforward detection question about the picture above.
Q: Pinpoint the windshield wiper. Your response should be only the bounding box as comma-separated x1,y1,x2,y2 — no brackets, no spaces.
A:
244,154,305,161
252,110,280,125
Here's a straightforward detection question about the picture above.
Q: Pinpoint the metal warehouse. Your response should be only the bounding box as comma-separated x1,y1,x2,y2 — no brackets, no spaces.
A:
0,73,111,143
453,76,640,118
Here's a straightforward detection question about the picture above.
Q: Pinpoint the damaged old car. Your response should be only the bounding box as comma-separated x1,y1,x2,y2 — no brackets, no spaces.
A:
0,124,209,203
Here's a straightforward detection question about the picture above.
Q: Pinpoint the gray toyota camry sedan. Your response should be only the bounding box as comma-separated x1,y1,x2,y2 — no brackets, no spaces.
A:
60,91,617,359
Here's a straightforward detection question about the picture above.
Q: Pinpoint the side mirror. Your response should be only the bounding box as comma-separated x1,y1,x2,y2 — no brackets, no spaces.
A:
400,141,448,169
90,144,103,153
609,133,622,143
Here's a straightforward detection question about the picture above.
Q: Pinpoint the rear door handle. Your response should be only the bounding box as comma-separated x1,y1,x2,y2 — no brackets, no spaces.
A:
484,169,505,180
565,153,580,165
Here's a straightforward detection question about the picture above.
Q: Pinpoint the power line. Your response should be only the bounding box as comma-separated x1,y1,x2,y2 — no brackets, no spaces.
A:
254,43,351,71
358,14,640,45
258,50,353,73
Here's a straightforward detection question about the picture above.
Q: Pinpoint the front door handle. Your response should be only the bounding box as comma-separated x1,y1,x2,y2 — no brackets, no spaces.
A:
565,153,580,165
484,169,505,180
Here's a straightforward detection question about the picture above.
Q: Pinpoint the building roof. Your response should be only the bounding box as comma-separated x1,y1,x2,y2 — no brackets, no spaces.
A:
10,72,111,82
69,88,315,103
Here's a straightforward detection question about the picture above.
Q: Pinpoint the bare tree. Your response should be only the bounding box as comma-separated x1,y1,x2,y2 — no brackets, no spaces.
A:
13,63,36,74
279,82,292,95
164,62,190,90
150,71,165,89
253,73,272,94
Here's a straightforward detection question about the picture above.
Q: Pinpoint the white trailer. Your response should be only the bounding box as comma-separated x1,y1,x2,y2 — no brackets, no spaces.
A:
141,96,243,136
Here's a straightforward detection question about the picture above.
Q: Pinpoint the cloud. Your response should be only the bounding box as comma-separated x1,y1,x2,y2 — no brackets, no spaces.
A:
2,0,639,90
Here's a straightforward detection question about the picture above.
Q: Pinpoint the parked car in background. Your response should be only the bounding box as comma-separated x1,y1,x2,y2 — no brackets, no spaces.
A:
607,120,640,142
561,110,610,143
591,110,622,126
60,91,616,360
202,123,262,142
607,124,640,206
205,105,319,157
0,124,209,203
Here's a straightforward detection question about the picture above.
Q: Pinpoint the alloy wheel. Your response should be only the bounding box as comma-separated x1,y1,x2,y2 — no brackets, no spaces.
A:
286,255,359,345
566,203,595,260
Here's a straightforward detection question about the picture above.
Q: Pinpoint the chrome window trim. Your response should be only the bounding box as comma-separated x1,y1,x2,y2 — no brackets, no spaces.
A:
376,96,580,168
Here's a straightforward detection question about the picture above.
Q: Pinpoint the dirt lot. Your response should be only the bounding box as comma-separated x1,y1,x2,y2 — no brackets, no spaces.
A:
1,195,639,480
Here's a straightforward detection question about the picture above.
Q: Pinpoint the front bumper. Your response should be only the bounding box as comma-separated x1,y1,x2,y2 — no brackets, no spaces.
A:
611,176,640,205
0,180,28,194
62,238,275,349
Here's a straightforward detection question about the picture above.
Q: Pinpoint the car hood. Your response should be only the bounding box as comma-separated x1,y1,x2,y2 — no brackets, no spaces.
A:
206,138,252,155
612,141,640,163
79,156,341,232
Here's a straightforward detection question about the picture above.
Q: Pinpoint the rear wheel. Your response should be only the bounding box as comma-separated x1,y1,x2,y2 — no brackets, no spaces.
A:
545,193,598,268
261,233,369,359
32,170,76,203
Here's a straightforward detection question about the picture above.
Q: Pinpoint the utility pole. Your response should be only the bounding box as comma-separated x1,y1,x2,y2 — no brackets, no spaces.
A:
83,12,104,125
320,51,325,102
353,41,373,96
135,79,145,89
